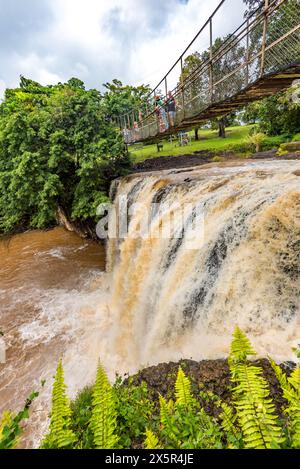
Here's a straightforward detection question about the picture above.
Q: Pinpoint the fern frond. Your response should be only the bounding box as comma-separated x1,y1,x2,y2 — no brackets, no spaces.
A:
0,411,19,449
90,361,118,449
42,360,76,449
288,366,300,391
229,326,256,364
175,367,193,408
144,429,159,449
270,360,300,448
0,411,13,438
159,394,173,426
229,331,283,449
219,402,237,434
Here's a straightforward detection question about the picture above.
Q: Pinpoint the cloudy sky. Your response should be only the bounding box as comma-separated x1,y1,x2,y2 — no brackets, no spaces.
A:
0,0,246,98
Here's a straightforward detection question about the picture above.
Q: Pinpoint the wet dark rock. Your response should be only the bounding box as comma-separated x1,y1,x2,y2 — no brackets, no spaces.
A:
181,211,251,324
131,153,212,173
127,179,144,206
163,231,184,270
250,150,277,159
127,358,293,419
152,185,172,205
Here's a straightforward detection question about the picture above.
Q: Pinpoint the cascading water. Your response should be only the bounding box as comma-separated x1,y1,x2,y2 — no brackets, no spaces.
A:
105,160,300,371
0,159,299,447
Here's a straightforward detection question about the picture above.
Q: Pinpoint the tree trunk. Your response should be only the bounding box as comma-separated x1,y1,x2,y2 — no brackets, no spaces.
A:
218,119,226,138
194,127,199,141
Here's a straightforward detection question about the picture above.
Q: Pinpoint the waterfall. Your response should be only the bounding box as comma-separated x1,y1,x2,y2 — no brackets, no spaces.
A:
2,160,299,447
104,160,300,370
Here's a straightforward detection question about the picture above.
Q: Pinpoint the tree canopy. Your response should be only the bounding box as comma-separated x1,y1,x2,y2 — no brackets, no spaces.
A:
102,79,152,124
0,76,130,235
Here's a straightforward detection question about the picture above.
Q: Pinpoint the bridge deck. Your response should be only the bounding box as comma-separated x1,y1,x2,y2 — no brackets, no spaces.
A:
140,63,300,142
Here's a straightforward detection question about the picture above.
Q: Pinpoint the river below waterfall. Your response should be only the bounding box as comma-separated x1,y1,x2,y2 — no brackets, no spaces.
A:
0,159,299,448
0,227,106,447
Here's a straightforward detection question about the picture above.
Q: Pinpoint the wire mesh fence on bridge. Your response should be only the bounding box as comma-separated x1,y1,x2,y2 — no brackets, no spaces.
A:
114,0,300,144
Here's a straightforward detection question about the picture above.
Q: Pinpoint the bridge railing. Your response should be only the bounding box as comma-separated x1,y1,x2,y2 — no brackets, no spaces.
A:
116,0,300,143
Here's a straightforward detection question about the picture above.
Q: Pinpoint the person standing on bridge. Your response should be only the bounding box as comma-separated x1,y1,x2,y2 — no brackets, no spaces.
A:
154,95,169,132
166,91,176,127
133,121,140,141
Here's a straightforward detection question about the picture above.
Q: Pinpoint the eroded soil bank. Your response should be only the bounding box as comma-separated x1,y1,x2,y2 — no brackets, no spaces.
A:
131,151,300,173
128,358,292,416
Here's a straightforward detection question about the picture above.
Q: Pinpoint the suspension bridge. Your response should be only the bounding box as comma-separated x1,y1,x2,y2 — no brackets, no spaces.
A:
113,0,300,144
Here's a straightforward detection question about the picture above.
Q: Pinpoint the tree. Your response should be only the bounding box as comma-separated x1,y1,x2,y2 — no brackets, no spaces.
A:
242,88,300,135
240,0,300,135
241,102,260,124
181,52,204,140
181,34,245,138
0,76,130,235
243,0,262,17
102,79,151,126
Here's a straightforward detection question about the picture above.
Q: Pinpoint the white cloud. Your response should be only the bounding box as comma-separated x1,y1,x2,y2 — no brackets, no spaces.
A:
0,0,246,94
0,80,6,101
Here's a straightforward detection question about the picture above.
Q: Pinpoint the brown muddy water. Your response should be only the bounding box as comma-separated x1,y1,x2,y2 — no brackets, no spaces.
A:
0,227,106,447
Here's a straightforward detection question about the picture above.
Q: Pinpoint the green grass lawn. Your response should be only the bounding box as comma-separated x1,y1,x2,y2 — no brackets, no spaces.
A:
129,125,288,163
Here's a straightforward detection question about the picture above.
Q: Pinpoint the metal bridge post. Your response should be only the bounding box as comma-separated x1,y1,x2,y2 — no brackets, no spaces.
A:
260,0,269,77
209,17,213,103
246,17,250,86
180,56,185,119
154,89,160,134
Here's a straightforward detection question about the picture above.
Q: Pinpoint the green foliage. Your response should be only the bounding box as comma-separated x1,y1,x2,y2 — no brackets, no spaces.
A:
39,333,300,450
130,125,291,162
245,131,266,152
151,368,223,449
114,376,155,448
218,402,241,448
90,362,118,449
229,326,256,363
229,327,283,449
102,79,151,122
144,429,160,449
243,90,300,136
0,76,130,235
212,155,225,162
41,360,76,449
277,147,289,157
0,391,39,449
292,133,300,142
175,366,194,408
270,360,300,448
70,386,94,449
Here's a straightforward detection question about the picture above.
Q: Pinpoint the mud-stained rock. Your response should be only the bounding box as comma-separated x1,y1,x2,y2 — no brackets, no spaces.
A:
130,151,300,174
127,358,292,419
280,141,300,152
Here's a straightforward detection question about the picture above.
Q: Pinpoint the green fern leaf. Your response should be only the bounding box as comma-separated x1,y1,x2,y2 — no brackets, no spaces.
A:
90,361,118,449
270,360,300,448
229,326,256,365
41,360,76,449
175,367,193,408
144,429,159,449
229,330,283,449
219,402,237,433
159,394,173,426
